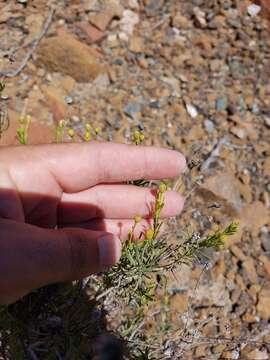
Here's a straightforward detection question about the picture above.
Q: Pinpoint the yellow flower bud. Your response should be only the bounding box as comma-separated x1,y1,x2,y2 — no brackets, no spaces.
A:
84,131,91,142
19,116,25,125
85,123,91,131
133,130,140,140
134,215,142,224
68,129,75,138
145,228,154,241
159,182,167,193
59,120,66,128
95,127,100,134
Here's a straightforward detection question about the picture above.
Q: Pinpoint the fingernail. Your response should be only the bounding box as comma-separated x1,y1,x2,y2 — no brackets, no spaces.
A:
177,153,187,174
98,234,121,270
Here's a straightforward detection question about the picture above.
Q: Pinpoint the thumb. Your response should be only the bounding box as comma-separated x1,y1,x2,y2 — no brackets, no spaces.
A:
0,219,121,304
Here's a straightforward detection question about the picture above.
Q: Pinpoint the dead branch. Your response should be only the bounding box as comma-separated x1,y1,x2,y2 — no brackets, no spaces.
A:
0,8,54,79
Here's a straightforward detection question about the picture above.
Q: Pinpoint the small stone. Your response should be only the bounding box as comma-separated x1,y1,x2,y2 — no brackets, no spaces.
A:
172,13,189,29
77,22,105,44
264,117,270,128
107,33,119,48
138,57,148,69
128,36,145,53
0,94,9,101
252,103,260,114
112,57,124,66
186,103,198,118
88,2,123,31
216,95,228,112
118,31,129,42
257,288,270,320
65,96,73,105
123,101,141,120
230,127,247,139
149,100,160,109
247,4,261,17
120,10,139,35
89,12,114,31
193,7,207,28
71,115,80,123
204,119,215,133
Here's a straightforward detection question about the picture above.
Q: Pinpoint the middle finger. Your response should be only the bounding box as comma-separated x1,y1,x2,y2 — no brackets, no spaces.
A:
58,185,184,224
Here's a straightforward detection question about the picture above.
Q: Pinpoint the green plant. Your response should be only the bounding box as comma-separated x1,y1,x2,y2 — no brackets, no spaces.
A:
0,80,5,95
84,122,100,141
55,119,66,143
0,114,239,359
0,81,9,139
16,115,31,145
92,181,238,358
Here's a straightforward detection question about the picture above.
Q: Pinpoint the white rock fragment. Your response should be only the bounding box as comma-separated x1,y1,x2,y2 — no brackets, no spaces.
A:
118,31,129,42
264,117,270,128
107,33,118,47
120,10,139,35
128,0,139,10
186,103,198,118
247,4,261,17
193,7,207,27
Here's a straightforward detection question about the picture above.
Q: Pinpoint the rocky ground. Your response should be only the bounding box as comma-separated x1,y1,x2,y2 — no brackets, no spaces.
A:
1,0,270,359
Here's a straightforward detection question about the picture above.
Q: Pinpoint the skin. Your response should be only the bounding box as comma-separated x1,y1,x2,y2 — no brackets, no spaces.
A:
0,142,186,305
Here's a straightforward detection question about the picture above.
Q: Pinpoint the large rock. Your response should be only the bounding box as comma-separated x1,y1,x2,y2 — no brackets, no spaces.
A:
36,32,107,82
0,110,54,146
240,201,269,236
197,171,242,215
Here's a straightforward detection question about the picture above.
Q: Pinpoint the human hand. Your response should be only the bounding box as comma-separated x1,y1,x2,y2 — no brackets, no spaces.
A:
0,142,186,304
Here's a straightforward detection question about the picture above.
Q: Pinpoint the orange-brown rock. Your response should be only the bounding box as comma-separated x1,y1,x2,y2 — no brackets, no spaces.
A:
36,32,107,82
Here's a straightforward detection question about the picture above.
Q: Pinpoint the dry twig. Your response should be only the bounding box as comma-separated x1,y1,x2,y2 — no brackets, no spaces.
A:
0,8,54,79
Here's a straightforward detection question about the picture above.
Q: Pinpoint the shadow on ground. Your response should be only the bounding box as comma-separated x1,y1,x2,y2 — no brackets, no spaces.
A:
0,283,127,360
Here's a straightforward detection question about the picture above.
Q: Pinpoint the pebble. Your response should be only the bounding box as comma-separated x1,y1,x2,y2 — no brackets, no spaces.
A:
264,118,270,127
149,100,161,109
123,101,141,120
247,4,261,17
71,115,80,123
186,103,198,118
65,96,73,105
204,119,215,133
231,127,247,139
120,10,139,36
0,94,9,101
216,96,228,112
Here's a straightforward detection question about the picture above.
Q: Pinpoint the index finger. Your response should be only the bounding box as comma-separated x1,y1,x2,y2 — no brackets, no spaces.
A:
47,142,186,192
5,142,186,193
